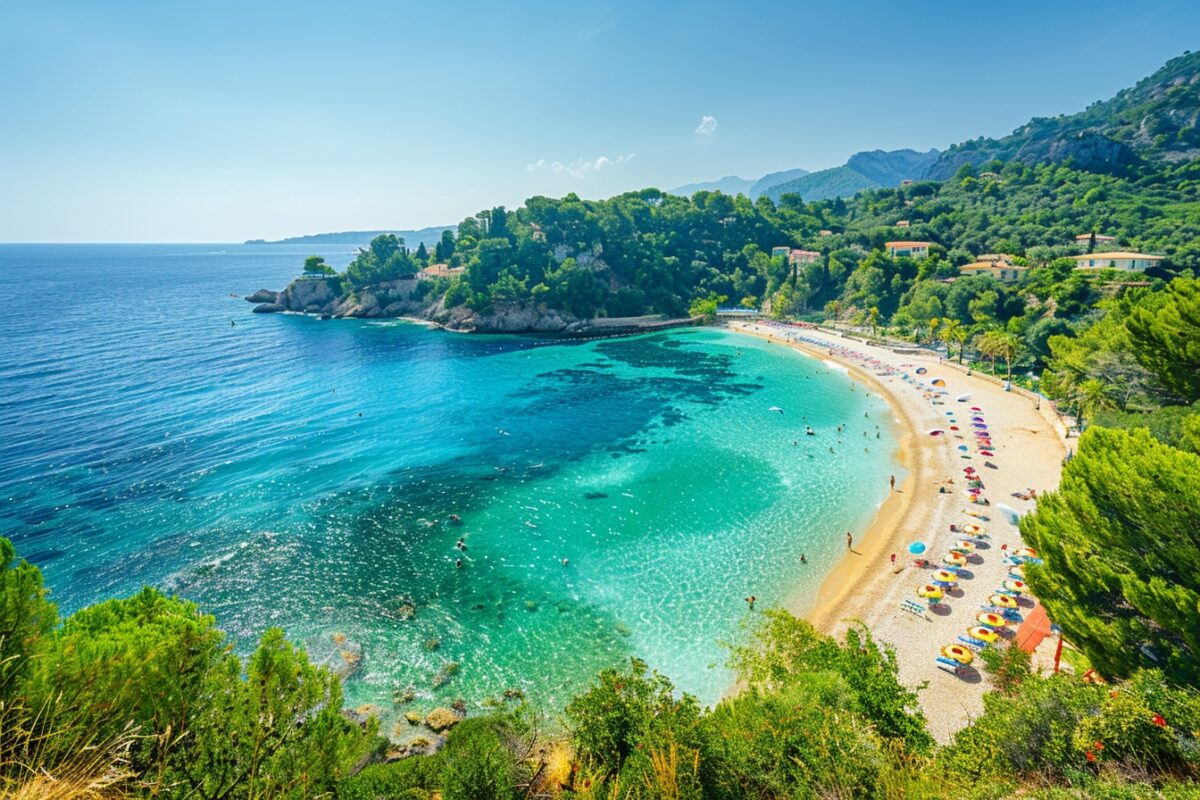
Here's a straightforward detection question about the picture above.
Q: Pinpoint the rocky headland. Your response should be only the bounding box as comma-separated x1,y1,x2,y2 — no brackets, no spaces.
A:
247,276,698,336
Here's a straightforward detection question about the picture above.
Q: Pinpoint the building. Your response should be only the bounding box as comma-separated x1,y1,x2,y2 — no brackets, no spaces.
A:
531,223,546,242
885,240,932,259
895,220,910,228
771,246,792,258
959,257,1028,283
788,249,821,265
1070,252,1164,271
421,263,465,278
1074,233,1117,246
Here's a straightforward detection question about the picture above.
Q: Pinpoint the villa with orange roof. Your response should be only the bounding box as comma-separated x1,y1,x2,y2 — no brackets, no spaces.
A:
959,256,1028,284
788,249,821,265
421,263,465,278
885,240,931,258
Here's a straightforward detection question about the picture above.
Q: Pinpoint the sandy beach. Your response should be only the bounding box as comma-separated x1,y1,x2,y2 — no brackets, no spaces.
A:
732,321,1069,743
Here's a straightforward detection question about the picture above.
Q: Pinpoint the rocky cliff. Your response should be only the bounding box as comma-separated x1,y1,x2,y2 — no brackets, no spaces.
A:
247,277,696,336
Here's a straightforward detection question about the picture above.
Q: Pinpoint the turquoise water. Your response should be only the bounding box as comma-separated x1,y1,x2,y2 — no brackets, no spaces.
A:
0,244,898,725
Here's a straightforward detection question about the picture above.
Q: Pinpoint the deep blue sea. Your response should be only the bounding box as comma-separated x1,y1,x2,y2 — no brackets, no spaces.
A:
0,244,899,729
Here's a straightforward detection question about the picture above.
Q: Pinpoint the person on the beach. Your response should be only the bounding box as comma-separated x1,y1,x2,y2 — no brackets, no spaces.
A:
890,474,896,491
890,553,897,567
846,531,853,549
800,552,807,564
744,595,756,609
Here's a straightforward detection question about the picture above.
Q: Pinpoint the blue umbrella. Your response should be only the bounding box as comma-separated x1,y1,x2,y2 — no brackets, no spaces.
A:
908,541,927,555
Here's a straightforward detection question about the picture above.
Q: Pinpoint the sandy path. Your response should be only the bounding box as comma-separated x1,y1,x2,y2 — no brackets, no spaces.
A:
732,321,1068,743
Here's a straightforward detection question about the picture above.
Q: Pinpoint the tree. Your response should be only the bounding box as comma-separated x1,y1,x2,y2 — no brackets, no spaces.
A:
303,255,334,276
940,319,964,362
415,242,429,264
867,305,880,338
435,229,456,262
1073,377,1116,427
978,329,1017,376
1021,427,1200,687
1126,277,1200,403
689,293,726,323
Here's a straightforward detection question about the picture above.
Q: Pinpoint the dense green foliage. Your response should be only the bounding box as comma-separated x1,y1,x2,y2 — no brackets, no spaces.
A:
1021,428,1200,687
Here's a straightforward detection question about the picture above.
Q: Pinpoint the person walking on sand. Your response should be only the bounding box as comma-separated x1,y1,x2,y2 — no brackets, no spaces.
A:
890,553,897,567
846,531,853,549
890,474,896,491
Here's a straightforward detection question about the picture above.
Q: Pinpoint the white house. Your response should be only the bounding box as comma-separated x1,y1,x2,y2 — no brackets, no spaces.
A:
1070,252,1164,271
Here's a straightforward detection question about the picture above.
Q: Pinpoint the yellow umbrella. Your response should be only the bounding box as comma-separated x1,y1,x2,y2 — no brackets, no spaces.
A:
967,626,999,643
940,643,974,664
952,539,977,552
976,611,1007,628
932,570,958,584
1015,547,1038,558
989,593,1018,609
917,584,943,600
1003,579,1027,594
961,523,985,536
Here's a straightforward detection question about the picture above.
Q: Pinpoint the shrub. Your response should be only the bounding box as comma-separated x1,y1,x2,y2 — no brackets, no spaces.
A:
441,717,520,800
338,757,444,800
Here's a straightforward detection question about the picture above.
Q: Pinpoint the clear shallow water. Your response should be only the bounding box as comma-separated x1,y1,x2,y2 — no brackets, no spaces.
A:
0,244,899,724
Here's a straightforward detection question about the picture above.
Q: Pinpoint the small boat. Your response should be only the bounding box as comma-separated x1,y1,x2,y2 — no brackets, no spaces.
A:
769,406,784,414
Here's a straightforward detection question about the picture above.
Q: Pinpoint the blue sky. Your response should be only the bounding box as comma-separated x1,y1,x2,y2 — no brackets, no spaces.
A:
2,0,1198,242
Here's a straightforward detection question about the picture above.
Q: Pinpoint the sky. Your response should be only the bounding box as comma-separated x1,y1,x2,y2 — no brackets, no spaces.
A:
1,0,1198,242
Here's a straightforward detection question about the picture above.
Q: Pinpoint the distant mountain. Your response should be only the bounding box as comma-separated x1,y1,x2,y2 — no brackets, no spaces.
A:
925,50,1200,179
759,149,940,204
668,176,756,196
846,148,940,186
246,226,454,248
748,168,810,197
761,165,879,204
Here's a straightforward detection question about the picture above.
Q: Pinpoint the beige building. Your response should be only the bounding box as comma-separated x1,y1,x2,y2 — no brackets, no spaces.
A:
421,263,465,278
771,246,792,258
1074,233,1117,246
788,249,821,265
959,257,1028,283
1070,252,1164,271
885,240,931,258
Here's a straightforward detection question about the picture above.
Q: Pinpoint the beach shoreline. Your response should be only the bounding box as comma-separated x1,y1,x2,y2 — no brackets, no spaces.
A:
729,321,1069,742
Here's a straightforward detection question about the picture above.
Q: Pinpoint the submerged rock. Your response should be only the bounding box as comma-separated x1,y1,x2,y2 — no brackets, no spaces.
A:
425,706,460,732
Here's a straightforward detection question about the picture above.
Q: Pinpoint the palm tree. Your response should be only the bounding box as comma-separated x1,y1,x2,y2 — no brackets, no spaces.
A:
867,306,880,339
995,333,1020,381
928,316,942,347
940,319,963,361
1073,378,1115,429
977,330,1007,376
950,326,971,364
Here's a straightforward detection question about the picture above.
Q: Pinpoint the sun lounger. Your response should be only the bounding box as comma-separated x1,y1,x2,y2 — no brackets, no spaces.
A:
958,635,989,650
935,656,969,676
900,599,929,619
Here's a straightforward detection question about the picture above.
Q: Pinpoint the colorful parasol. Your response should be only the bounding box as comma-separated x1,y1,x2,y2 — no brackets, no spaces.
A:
1002,579,1027,594
967,626,999,643
976,611,1007,628
941,643,974,664
943,552,967,568
932,569,959,584
917,584,943,600
989,593,1019,609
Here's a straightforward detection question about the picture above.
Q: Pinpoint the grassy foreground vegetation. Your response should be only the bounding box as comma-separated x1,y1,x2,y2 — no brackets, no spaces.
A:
3,516,1198,798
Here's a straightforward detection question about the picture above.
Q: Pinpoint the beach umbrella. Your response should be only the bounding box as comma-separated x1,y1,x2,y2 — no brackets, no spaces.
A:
970,406,982,411
928,429,944,436
1003,579,1027,593
943,552,967,568
989,593,1019,609
917,584,943,600
961,524,985,535
964,508,987,519
907,541,927,555
931,379,946,387
976,611,1007,628
967,625,999,643
1014,547,1037,558
957,445,969,452
980,450,995,457
916,367,927,374
950,425,960,431
953,540,976,552
940,644,974,665
1008,565,1025,579
932,569,958,584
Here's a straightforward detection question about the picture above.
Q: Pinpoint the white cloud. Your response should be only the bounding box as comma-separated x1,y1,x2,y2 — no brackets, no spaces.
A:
694,115,718,135
527,153,636,178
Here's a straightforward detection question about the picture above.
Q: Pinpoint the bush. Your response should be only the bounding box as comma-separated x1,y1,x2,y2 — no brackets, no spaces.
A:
699,674,885,799
565,657,704,777
442,717,521,800
338,757,444,800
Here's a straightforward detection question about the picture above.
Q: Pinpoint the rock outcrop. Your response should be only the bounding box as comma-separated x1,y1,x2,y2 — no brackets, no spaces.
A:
249,275,699,336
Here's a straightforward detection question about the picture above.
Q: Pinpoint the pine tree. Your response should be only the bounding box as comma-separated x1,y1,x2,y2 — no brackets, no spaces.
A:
1020,427,1200,686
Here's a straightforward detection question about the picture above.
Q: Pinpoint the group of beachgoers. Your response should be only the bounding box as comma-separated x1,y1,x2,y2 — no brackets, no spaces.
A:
747,320,1050,681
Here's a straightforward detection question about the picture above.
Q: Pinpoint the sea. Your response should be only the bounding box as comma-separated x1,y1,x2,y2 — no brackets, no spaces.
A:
0,243,900,726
